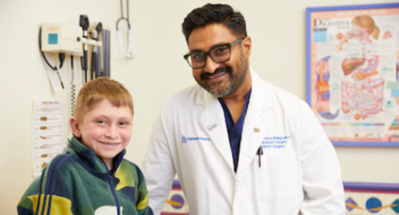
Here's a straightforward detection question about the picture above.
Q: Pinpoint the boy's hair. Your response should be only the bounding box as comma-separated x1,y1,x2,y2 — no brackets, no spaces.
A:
182,3,247,42
74,77,133,122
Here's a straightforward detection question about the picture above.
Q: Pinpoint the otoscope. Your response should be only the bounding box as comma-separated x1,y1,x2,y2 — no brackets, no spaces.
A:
79,15,89,83
91,22,102,80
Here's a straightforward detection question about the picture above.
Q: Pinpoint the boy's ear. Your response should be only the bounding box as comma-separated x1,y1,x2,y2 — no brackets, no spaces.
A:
69,117,82,138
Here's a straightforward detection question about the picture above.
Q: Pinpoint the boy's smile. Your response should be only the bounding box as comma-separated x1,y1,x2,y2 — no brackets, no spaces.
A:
70,99,133,170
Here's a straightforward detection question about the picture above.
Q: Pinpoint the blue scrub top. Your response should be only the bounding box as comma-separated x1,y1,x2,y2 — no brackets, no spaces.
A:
218,88,252,172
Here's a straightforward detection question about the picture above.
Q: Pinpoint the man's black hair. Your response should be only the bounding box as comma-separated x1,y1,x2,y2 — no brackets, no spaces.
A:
182,3,247,42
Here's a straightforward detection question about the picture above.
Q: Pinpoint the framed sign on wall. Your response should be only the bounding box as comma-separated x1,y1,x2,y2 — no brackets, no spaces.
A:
306,3,399,147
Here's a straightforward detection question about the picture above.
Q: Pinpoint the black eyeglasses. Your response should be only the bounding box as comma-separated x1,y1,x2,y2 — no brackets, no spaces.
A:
183,37,245,69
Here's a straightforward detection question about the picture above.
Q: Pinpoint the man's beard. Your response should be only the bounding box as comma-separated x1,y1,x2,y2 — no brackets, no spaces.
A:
196,52,248,97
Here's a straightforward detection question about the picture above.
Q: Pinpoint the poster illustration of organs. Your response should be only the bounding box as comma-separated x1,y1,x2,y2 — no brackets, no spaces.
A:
307,4,399,145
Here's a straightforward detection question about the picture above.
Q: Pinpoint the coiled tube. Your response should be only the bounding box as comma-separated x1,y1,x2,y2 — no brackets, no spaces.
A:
70,56,76,116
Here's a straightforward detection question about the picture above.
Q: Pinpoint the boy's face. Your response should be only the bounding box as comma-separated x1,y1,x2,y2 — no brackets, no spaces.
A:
70,99,133,169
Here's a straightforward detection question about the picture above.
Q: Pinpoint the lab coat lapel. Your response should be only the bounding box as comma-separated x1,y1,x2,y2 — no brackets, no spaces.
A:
236,69,272,183
197,91,235,174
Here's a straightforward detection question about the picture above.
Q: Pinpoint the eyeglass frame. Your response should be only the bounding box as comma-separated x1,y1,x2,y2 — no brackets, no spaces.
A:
183,37,246,69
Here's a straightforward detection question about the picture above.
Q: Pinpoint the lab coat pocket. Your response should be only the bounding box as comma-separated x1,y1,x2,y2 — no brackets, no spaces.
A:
256,153,299,200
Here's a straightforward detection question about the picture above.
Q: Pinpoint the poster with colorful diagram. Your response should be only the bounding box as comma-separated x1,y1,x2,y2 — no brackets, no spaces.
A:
306,3,399,146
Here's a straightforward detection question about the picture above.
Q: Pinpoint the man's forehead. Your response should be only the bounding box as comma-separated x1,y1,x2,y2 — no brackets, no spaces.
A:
187,24,236,51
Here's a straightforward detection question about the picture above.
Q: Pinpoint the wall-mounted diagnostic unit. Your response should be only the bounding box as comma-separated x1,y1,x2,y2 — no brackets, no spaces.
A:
40,23,83,56
39,19,108,119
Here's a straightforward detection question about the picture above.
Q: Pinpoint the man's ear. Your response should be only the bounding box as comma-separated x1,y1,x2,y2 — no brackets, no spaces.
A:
242,36,252,58
69,117,82,138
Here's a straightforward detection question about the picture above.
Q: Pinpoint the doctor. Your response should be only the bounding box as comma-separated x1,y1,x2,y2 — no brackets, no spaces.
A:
144,3,345,215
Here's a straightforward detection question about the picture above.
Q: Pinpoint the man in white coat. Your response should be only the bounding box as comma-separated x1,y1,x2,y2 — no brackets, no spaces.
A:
144,3,345,215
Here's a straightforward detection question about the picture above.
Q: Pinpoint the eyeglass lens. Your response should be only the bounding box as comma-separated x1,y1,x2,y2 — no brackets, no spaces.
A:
188,46,230,68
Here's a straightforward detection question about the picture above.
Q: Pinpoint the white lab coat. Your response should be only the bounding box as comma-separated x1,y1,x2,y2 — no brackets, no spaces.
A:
143,69,345,215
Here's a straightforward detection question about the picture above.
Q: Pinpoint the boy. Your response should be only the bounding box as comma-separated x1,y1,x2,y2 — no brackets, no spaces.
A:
18,77,153,215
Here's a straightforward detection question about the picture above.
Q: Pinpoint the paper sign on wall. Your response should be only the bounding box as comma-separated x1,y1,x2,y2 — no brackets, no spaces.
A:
32,97,65,177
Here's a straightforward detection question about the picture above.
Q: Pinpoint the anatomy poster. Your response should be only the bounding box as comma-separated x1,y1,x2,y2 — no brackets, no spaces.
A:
32,97,65,177
306,4,399,145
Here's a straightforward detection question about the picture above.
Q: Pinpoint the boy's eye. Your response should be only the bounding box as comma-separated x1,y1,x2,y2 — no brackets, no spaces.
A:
97,120,105,124
119,122,126,126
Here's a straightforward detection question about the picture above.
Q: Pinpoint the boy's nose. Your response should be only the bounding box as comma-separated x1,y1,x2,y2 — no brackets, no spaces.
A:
105,125,118,139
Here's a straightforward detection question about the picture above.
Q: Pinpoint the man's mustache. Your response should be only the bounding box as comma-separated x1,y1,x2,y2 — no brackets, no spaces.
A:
200,66,232,80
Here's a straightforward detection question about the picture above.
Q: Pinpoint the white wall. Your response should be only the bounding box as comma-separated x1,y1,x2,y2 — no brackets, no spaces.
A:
1,0,398,214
